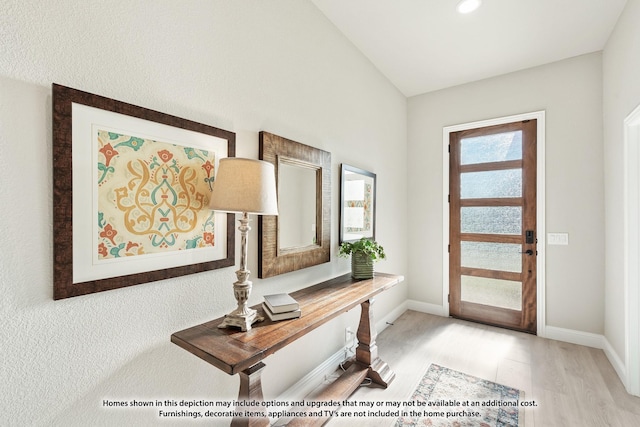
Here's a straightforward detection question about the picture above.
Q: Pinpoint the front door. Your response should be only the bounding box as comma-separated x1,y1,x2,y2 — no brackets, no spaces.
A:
449,120,537,333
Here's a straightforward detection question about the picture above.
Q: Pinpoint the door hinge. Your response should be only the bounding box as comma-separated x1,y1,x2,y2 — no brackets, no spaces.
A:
448,244,450,253
448,294,450,303
448,144,451,153
448,194,450,203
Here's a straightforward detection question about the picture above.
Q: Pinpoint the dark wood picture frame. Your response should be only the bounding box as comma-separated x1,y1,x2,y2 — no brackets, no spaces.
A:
339,164,377,243
258,131,331,278
52,84,236,299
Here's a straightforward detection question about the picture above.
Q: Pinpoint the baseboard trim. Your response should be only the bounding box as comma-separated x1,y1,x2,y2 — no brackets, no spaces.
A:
378,301,409,331
603,337,628,390
407,299,448,317
544,325,604,349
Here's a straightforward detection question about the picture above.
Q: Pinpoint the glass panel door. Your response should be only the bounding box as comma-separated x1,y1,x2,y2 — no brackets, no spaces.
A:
449,120,537,333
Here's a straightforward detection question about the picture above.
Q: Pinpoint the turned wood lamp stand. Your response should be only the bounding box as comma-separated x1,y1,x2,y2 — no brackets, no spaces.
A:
217,212,264,331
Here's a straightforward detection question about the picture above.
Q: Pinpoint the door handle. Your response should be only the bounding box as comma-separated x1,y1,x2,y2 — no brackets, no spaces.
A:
520,249,534,255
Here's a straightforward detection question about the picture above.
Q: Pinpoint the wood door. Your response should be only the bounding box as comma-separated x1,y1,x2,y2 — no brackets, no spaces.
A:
449,120,537,333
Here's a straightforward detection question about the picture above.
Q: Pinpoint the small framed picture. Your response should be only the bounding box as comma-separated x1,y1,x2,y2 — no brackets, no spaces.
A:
340,164,376,243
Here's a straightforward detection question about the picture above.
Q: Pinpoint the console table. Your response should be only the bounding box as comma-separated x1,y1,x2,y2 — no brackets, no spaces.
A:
171,272,404,427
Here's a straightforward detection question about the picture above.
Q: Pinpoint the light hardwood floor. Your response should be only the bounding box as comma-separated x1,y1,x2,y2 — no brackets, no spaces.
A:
321,310,640,427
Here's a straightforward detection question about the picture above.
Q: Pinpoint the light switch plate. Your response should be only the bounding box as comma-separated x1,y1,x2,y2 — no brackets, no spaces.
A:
547,232,569,245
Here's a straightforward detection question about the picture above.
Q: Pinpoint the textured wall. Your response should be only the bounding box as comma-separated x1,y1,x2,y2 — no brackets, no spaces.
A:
0,1,407,425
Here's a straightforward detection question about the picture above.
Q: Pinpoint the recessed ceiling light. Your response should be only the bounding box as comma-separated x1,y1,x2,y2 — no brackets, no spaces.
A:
457,0,482,14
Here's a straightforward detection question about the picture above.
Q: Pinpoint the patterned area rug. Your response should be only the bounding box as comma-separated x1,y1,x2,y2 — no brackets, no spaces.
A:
395,364,523,426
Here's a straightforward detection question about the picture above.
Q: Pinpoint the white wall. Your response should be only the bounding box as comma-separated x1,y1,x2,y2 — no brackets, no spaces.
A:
0,1,408,425
407,53,605,334
603,0,640,366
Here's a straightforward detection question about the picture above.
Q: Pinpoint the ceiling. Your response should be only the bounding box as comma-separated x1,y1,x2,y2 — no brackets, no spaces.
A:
311,0,628,97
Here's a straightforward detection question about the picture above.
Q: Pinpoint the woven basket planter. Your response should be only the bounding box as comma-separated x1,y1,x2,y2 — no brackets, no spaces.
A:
351,250,374,279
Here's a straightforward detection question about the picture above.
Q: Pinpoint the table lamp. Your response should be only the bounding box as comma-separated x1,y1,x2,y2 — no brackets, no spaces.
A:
208,158,278,331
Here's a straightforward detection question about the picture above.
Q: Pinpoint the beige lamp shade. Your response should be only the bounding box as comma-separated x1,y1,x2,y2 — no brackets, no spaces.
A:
208,158,279,215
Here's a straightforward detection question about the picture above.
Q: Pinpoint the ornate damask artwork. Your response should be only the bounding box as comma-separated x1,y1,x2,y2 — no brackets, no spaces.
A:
97,130,217,260
52,83,236,299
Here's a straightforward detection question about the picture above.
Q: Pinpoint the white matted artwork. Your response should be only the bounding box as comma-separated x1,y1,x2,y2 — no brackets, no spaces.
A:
340,164,376,243
52,84,236,299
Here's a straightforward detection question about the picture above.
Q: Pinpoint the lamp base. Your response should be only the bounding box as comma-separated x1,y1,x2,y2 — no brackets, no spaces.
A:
218,308,264,332
217,213,265,332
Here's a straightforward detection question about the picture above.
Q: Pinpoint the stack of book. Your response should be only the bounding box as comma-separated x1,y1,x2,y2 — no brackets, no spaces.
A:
262,293,301,321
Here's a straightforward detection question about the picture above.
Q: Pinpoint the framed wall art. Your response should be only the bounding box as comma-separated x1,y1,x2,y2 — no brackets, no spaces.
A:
52,84,236,299
339,164,376,243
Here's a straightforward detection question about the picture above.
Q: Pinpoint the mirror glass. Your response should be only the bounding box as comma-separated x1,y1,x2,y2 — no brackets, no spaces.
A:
278,161,318,249
258,131,331,278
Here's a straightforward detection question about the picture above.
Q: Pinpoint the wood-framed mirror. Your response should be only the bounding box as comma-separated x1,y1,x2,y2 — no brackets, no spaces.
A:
258,131,331,278
339,164,376,243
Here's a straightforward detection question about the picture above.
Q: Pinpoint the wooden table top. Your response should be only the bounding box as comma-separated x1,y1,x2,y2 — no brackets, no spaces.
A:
170,273,404,375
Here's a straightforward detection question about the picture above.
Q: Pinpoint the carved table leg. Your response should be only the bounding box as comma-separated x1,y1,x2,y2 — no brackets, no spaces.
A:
355,298,396,387
231,362,269,427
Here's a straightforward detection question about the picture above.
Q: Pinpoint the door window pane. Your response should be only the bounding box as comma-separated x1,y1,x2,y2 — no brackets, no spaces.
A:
461,276,522,310
461,131,522,165
461,169,522,199
461,207,522,234
461,242,521,272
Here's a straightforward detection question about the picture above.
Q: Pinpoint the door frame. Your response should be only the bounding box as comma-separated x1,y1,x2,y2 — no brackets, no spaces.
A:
442,111,546,336
623,103,640,396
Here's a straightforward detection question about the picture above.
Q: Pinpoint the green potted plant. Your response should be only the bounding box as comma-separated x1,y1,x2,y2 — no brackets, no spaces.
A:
338,237,386,279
